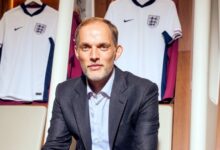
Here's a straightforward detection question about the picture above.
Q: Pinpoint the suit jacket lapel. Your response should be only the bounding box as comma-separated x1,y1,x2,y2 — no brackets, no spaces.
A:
71,76,92,150
109,67,128,149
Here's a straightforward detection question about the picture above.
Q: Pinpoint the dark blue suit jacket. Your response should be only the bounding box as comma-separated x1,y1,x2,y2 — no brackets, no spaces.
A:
42,67,159,150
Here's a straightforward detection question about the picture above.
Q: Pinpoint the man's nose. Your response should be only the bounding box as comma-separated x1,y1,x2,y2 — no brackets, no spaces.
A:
90,48,99,61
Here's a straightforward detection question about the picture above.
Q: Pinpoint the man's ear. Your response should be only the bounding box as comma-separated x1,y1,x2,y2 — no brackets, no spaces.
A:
114,45,123,61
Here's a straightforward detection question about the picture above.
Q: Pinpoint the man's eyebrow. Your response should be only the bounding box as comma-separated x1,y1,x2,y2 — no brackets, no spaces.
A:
79,42,91,47
97,43,111,47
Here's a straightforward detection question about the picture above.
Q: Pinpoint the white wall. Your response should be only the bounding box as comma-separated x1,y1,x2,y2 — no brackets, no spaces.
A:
206,0,220,148
191,0,220,149
190,0,210,149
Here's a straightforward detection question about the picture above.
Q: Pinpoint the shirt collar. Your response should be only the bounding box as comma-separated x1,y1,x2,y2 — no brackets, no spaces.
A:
87,69,115,98
20,3,46,17
132,0,155,8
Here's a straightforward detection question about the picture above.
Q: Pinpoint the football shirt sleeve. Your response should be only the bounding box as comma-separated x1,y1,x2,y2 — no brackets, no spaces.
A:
166,1,182,43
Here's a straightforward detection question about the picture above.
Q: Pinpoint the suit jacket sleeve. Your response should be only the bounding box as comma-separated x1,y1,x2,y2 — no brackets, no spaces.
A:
133,83,159,150
42,84,72,150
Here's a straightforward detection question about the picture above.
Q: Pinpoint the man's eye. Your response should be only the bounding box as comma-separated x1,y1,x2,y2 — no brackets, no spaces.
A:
81,46,90,52
100,47,108,51
99,45,109,51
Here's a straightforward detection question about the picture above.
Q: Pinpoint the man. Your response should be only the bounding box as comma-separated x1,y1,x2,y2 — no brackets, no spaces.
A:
42,17,159,150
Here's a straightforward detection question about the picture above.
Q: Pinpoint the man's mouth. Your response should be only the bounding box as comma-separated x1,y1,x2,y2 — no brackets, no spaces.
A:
88,64,103,71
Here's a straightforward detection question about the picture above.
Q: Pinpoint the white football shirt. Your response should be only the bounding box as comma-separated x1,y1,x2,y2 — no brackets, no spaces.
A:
105,0,182,100
0,4,58,101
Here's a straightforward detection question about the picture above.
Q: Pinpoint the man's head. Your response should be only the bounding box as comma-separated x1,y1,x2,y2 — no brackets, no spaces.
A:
74,17,123,85
75,17,119,48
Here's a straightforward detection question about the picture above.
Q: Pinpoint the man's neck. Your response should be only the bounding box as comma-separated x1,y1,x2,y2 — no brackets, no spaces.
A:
88,71,113,94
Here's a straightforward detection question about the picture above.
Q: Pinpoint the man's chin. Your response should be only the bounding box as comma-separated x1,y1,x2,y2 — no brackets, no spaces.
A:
87,76,104,82
85,70,112,82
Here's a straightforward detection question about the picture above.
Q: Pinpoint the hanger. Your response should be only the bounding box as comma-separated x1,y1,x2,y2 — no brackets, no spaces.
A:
25,0,43,8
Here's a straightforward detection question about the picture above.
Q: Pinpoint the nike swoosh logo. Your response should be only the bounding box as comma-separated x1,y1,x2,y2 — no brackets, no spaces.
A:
14,26,23,31
124,19,134,23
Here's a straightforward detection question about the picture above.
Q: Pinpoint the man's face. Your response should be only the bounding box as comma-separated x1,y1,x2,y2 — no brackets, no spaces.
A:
75,22,122,82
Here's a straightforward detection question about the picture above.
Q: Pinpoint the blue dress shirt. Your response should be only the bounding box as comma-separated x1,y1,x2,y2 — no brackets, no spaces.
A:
87,70,115,150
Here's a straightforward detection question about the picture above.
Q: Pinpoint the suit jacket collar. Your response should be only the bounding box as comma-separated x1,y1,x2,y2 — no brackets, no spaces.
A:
109,66,128,149
71,67,128,150
71,76,92,150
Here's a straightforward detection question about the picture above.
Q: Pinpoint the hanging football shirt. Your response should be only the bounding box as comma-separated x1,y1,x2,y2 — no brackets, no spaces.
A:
0,3,58,101
105,0,182,100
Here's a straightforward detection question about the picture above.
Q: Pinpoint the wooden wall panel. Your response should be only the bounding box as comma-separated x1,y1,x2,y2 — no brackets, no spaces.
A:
0,0,12,18
178,0,193,51
0,0,3,18
42,0,59,10
172,51,191,150
95,0,112,17
172,0,192,149
95,0,107,17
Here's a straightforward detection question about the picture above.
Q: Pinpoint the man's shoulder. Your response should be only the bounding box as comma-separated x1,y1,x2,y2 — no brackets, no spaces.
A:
116,67,156,87
61,77,82,85
56,76,85,91
126,71,156,87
